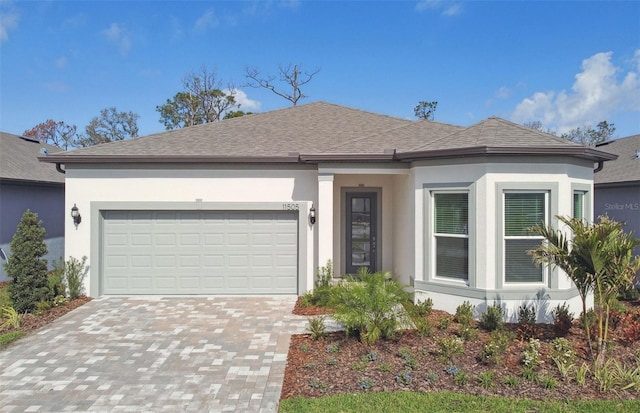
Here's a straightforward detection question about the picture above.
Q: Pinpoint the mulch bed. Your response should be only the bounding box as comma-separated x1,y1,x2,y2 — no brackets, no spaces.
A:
283,297,640,402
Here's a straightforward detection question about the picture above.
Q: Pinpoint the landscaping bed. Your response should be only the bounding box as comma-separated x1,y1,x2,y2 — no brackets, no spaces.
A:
284,297,640,402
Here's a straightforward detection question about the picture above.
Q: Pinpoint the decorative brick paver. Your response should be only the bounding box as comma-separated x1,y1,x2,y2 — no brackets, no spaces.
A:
0,297,307,412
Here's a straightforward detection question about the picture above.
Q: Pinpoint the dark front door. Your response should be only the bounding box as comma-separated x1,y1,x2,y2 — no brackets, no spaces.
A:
346,192,377,274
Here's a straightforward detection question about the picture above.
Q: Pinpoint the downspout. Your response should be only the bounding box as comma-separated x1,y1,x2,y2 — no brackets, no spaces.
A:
56,163,66,174
594,161,604,173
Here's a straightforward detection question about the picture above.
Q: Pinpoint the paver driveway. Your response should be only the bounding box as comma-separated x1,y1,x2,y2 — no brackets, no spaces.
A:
0,296,308,412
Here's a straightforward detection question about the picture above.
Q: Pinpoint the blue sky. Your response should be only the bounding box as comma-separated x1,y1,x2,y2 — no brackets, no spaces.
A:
1,0,639,140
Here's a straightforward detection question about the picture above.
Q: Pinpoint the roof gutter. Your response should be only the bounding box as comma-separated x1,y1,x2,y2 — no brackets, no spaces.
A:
55,163,66,174
396,145,618,162
39,154,303,164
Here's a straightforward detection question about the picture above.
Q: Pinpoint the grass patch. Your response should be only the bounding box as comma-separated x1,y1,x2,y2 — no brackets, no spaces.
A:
0,330,24,348
279,391,640,412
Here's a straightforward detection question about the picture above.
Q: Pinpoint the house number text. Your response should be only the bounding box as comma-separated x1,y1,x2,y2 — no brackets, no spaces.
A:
282,203,300,210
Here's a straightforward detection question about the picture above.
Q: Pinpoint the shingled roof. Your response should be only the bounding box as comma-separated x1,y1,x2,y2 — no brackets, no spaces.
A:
595,134,640,185
1,132,64,184
39,101,616,164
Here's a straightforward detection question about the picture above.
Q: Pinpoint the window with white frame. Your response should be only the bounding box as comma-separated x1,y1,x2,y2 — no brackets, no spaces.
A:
504,192,547,283
434,192,468,281
573,190,586,219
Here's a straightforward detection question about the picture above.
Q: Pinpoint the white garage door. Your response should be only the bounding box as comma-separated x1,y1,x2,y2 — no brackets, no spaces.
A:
102,210,298,295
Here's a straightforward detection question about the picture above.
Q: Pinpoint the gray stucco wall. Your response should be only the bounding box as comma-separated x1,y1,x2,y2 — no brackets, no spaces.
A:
594,184,640,257
0,182,65,281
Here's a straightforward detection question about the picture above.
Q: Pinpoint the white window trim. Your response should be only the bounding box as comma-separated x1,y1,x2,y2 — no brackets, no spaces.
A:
423,183,475,288
495,182,558,290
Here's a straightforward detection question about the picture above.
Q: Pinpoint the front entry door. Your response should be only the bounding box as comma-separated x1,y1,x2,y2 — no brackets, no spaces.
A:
346,192,377,274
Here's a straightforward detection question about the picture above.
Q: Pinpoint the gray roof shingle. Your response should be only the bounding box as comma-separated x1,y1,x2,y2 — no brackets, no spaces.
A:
39,101,617,164
0,132,64,184
595,134,640,185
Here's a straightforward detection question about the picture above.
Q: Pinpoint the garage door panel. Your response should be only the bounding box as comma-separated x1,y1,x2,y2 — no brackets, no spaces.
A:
102,210,297,294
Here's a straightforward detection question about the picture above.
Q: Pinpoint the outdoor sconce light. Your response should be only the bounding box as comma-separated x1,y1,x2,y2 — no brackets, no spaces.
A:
309,204,317,225
71,204,82,227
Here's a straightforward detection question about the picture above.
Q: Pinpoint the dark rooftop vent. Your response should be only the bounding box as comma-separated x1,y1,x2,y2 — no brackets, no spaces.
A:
40,148,48,155
633,150,640,160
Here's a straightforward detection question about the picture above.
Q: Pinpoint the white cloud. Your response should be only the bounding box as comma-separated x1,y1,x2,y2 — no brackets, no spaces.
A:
0,3,19,42
230,89,261,112
102,23,131,56
494,86,511,100
415,0,462,16
512,51,640,134
194,9,219,32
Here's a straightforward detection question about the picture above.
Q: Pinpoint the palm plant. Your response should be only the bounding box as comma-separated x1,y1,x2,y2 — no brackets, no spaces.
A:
529,215,640,362
329,269,412,344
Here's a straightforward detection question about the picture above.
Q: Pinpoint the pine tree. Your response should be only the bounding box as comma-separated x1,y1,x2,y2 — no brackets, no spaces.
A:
4,210,50,313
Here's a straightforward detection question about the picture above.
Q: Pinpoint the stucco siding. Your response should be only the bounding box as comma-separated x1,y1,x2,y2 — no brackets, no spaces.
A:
64,164,317,296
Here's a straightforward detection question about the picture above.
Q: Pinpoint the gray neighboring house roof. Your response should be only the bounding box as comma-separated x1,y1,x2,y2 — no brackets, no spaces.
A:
1,132,64,185
595,134,640,186
39,101,617,165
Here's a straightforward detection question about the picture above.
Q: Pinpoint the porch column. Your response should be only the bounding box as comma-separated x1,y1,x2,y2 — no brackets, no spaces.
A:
317,173,334,269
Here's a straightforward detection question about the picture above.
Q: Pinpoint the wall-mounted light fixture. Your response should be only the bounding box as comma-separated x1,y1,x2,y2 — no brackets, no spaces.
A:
71,204,82,228
309,204,316,225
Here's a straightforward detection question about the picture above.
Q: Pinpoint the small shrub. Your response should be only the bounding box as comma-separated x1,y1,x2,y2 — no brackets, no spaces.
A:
0,306,21,330
424,371,439,384
307,316,327,340
437,336,464,362
34,299,52,316
6,210,50,313
619,283,640,301
309,378,327,393
325,357,337,366
298,342,311,353
53,294,68,307
438,315,452,330
480,303,504,331
477,371,495,389
454,300,474,326
358,377,374,391
351,361,367,372
65,256,88,299
413,297,433,316
47,262,66,300
453,370,468,385
552,303,574,336
329,270,412,344
594,359,620,392
415,317,433,337
378,362,393,372
576,362,590,386
444,365,460,376
522,338,541,369
503,376,519,388
304,362,316,370
363,351,378,362
479,329,512,365
397,347,418,369
325,343,340,353
517,304,537,340
395,369,412,385
550,337,575,374
618,310,640,344
310,260,334,307
300,292,313,308
521,366,539,382
540,375,558,390
456,325,478,341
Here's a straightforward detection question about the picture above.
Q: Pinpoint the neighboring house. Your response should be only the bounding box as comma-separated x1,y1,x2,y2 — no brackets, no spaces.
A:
40,102,616,321
0,132,65,281
594,134,640,257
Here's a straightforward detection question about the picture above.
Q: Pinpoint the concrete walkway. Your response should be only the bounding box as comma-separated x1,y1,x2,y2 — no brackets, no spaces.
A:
0,296,308,412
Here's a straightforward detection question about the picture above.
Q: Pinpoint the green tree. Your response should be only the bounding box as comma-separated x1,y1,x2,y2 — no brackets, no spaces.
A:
78,107,139,147
23,119,79,150
156,66,238,130
414,101,438,120
529,215,640,361
4,210,50,313
223,110,252,120
245,63,320,106
560,121,615,146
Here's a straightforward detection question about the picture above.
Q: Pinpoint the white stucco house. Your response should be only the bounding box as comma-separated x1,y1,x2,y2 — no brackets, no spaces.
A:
40,102,617,321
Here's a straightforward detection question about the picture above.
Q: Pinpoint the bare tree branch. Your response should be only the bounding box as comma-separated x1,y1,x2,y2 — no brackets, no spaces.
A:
245,63,320,106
